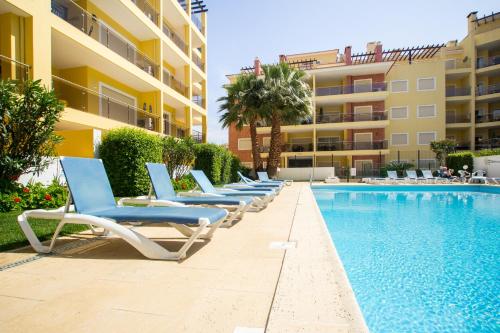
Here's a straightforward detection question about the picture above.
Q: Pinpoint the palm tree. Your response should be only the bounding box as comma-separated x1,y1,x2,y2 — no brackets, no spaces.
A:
218,73,265,172
260,63,312,177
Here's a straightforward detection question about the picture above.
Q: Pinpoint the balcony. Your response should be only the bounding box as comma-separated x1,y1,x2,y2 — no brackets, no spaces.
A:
0,54,30,83
192,95,204,108
476,83,500,102
192,51,204,71
475,110,500,125
130,0,159,25
53,76,159,131
316,110,387,124
477,55,500,69
163,69,187,97
475,139,500,150
191,14,204,34
446,86,471,97
51,0,158,79
191,129,203,143
162,21,187,55
163,120,188,138
315,82,388,104
446,112,471,124
316,140,388,151
316,82,387,96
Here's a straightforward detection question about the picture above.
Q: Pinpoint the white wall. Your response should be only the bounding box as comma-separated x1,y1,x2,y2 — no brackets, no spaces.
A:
277,167,336,181
474,155,500,177
18,158,65,186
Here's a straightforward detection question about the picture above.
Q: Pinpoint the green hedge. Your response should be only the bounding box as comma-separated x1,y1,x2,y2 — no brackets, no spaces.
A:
446,152,474,172
220,149,233,184
474,148,500,157
98,128,162,196
193,144,224,184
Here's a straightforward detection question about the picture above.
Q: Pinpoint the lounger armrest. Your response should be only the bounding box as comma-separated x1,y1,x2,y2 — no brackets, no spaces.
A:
118,196,151,206
177,191,225,197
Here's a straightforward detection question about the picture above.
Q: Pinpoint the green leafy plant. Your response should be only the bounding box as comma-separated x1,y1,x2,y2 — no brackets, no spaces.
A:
0,80,64,191
430,139,456,166
171,175,196,192
230,154,250,182
98,127,162,196
193,144,225,184
162,136,196,179
220,149,233,184
446,152,474,172
474,148,500,157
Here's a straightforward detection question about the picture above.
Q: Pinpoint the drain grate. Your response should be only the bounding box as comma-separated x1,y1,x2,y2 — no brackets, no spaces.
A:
269,241,297,250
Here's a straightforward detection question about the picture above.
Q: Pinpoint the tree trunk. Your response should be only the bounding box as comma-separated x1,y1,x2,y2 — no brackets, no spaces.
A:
267,113,282,177
248,118,263,173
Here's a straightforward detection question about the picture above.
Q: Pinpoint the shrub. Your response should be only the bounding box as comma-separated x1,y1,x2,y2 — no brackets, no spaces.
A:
0,80,64,191
220,149,233,184
430,139,456,166
172,175,196,192
380,161,414,177
194,144,224,184
0,178,67,213
230,154,251,182
98,128,162,196
446,152,474,172
474,148,500,157
162,136,196,179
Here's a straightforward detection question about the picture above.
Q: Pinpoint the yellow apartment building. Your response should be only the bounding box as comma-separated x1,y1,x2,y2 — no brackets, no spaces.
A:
228,11,500,176
0,0,208,157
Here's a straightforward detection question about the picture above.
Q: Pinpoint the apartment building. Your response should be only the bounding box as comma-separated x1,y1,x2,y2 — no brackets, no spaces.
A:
0,0,208,157
228,11,500,175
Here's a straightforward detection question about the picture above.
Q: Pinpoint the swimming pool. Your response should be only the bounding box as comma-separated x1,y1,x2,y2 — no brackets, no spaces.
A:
312,185,500,333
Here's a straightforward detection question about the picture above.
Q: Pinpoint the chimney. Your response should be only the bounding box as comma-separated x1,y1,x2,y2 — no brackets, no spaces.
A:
279,54,287,63
467,11,478,33
254,57,261,75
344,46,352,65
375,44,383,62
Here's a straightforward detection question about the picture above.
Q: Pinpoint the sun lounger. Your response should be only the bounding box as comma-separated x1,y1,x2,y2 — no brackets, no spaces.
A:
387,171,405,184
17,157,228,260
257,171,292,186
469,170,494,184
189,170,275,207
405,170,426,183
223,172,282,193
118,163,257,227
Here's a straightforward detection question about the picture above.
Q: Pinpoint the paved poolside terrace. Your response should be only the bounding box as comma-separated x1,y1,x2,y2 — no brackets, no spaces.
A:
0,183,367,333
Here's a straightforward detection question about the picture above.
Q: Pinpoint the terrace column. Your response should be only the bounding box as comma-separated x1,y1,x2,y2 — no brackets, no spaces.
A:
375,44,383,62
254,57,261,75
344,46,352,65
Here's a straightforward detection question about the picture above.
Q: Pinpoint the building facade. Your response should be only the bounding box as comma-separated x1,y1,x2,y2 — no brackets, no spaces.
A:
0,0,208,157
228,11,500,175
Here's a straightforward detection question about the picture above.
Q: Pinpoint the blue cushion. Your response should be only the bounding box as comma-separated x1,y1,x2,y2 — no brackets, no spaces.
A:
218,190,272,197
161,196,253,206
190,170,218,193
146,163,177,199
85,206,227,224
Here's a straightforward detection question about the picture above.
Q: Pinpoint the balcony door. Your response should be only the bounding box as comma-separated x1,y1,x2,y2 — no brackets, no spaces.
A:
353,106,372,121
99,83,137,125
353,79,372,93
354,132,373,150
163,112,171,135
354,160,374,177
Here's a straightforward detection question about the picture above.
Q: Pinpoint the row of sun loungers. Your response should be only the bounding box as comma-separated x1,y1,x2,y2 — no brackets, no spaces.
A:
17,157,289,261
364,170,500,185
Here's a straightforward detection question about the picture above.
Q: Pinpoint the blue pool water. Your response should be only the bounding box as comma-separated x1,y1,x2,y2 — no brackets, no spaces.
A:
312,185,500,333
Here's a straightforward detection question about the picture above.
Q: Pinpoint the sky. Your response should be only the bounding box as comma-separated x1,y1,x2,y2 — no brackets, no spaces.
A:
204,0,499,144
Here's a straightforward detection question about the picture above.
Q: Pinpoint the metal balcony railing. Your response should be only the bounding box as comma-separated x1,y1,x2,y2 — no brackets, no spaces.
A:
177,0,187,13
475,139,500,150
316,82,387,96
191,129,203,143
52,75,158,131
0,54,30,83
162,22,187,54
163,70,187,96
476,55,500,69
191,14,203,34
475,111,500,123
476,83,500,96
446,86,471,97
446,113,471,123
51,0,158,78
316,140,388,151
163,120,187,138
316,110,387,124
192,95,203,107
192,51,204,71
130,0,159,25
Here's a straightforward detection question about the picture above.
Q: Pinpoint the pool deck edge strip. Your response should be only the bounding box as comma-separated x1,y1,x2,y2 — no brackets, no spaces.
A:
266,183,369,332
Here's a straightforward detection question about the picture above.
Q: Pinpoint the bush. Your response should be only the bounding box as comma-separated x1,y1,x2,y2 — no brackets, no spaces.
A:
380,161,414,177
446,152,474,172
0,80,64,191
162,136,196,179
474,148,500,157
220,149,233,184
194,144,225,184
171,175,196,192
0,178,67,213
98,128,162,196
230,155,251,182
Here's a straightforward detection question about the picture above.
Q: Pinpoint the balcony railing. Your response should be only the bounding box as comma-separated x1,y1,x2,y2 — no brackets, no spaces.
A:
191,14,203,34
162,22,187,54
475,111,500,123
130,0,159,25
51,0,158,78
477,55,500,69
52,75,158,131
476,139,500,150
446,113,471,123
316,82,387,96
446,86,471,97
477,83,500,96
317,140,388,151
191,129,203,143
164,121,187,138
192,52,204,71
316,111,387,124
0,54,30,83
177,0,187,13
163,70,187,96
192,95,203,107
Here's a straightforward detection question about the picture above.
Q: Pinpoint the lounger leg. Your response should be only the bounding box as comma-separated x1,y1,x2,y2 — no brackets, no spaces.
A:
220,202,248,227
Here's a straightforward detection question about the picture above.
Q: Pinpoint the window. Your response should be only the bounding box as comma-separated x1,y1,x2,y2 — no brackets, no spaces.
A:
353,79,372,93
445,59,456,70
238,138,251,150
417,132,436,145
355,160,374,177
391,106,408,119
354,132,373,150
391,133,408,146
262,137,271,147
391,80,408,93
417,104,436,118
353,106,372,121
163,112,171,135
417,77,436,91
